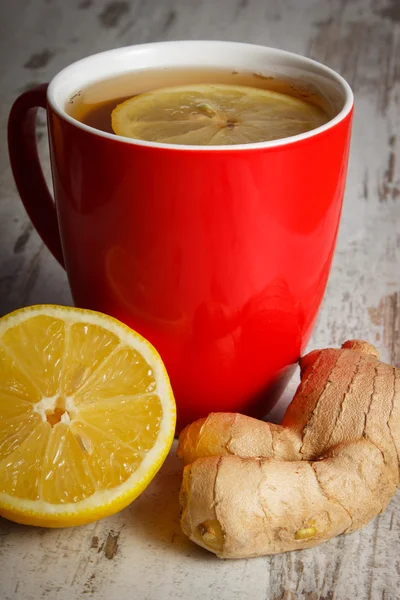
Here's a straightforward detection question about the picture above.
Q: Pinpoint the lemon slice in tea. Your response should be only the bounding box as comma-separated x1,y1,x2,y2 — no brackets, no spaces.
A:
111,83,328,145
0,305,175,527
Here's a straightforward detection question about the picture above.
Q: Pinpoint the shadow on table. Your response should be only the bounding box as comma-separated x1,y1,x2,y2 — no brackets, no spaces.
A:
123,444,209,560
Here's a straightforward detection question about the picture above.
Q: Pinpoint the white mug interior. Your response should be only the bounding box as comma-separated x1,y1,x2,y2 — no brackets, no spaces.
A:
48,40,354,151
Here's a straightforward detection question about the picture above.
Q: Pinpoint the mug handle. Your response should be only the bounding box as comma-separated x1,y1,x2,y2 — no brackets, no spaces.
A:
8,83,65,267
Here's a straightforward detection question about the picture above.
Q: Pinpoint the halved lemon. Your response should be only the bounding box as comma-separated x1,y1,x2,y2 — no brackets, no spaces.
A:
0,305,175,527
111,83,328,145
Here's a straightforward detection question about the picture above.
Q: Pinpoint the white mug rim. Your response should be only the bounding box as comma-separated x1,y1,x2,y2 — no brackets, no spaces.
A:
47,40,354,152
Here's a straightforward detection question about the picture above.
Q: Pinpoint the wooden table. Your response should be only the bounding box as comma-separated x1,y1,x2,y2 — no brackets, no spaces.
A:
0,0,399,598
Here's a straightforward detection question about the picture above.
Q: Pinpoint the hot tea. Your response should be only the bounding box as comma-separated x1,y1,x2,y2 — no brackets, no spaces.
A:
10,40,353,427
66,67,331,145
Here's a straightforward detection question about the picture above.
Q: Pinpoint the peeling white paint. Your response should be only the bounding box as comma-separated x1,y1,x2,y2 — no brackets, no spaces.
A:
0,0,399,598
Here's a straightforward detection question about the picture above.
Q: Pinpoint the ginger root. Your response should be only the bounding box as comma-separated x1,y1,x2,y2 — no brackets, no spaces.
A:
178,340,400,558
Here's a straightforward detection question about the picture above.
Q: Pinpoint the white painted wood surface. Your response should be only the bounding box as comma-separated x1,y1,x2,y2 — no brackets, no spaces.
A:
0,0,399,598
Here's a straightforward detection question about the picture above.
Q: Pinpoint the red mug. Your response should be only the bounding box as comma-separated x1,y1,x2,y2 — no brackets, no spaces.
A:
8,41,353,431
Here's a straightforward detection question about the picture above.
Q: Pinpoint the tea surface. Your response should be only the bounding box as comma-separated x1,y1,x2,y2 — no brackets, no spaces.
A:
66,67,332,143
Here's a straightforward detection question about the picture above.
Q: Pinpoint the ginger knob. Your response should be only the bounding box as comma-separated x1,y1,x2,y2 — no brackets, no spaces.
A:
178,340,400,558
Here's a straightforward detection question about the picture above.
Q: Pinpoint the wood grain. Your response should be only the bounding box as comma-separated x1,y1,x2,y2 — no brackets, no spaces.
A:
0,0,399,598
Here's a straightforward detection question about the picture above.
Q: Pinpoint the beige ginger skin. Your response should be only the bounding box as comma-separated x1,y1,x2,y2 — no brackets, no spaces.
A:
177,341,400,558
